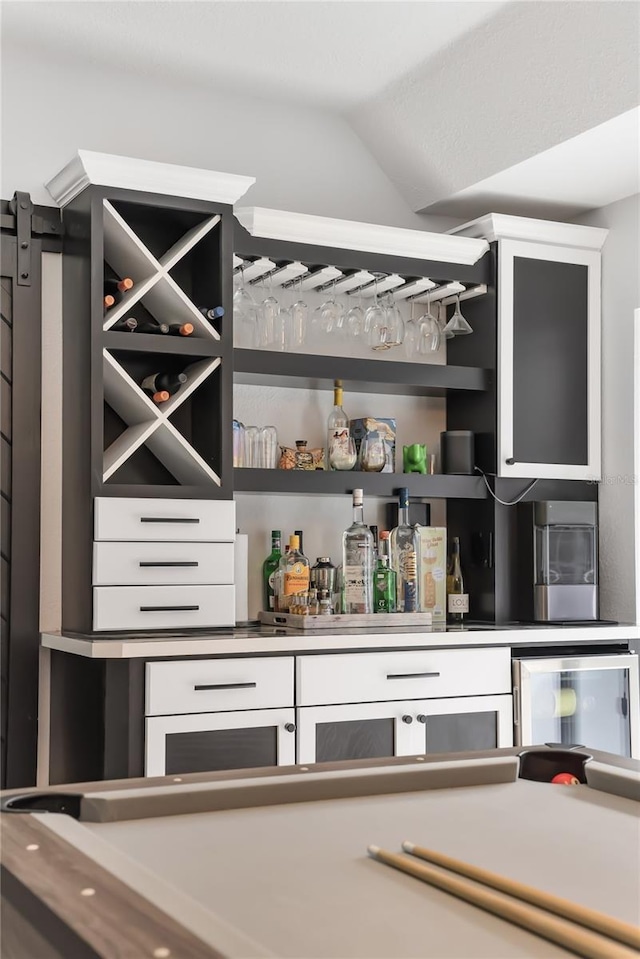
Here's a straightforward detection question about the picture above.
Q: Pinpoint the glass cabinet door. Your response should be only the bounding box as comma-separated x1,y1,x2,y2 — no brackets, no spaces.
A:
514,655,640,758
411,695,513,755
145,708,296,776
296,702,417,764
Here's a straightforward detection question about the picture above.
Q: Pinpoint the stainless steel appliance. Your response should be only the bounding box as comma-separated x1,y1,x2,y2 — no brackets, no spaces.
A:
513,652,639,758
518,501,598,622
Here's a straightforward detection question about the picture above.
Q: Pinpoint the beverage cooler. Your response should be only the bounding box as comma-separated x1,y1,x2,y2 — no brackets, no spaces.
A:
512,652,639,758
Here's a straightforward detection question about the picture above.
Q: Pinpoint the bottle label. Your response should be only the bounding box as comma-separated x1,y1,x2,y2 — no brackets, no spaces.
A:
448,593,469,614
284,563,310,595
343,566,367,605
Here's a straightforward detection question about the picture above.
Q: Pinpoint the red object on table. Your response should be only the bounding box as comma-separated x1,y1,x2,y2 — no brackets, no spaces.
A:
551,772,581,785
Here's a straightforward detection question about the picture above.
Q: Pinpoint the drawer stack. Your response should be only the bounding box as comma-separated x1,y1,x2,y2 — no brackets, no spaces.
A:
92,497,236,631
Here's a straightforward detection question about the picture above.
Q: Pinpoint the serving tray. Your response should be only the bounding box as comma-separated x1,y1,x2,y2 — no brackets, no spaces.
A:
258,611,433,630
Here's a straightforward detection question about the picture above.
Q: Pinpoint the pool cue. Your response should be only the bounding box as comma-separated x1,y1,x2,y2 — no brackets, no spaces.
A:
401,841,640,953
367,846,638,959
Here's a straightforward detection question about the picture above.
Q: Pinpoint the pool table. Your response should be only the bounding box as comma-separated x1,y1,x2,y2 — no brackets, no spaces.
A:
1,747,639,959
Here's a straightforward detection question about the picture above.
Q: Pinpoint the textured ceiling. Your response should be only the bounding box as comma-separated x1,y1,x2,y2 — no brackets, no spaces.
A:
1,0,507,111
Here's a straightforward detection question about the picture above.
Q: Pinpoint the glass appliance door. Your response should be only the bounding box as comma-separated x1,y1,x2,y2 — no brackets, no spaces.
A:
514,654,639,758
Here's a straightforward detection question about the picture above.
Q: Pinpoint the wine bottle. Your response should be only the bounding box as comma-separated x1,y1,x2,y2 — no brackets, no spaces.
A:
111,317,138,333
167,323,194,337
152,390,170,404
389,488,421,613
342,489,374,614
199,306,225,321
446,536,469,624
104,294,115,310
326,380,350,471
262,530,282,611
136,321,170,335
140,372,187,398
104,277,134,305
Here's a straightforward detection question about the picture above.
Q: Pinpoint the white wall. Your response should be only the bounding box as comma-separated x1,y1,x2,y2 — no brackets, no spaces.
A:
574,194,640,624
1,43,455,623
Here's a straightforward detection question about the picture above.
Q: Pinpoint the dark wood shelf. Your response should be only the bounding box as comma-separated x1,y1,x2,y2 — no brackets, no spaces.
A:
233,349,489,397
233,469,486,498
104,331,223,357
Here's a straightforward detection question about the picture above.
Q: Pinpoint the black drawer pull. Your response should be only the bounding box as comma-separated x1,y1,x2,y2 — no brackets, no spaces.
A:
386,672,441,680
139,561,199,568
139,605,200,612
194,682,257,691
140,516,201,524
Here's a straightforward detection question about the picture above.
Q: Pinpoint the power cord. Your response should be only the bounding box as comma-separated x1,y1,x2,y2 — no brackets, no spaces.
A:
474,466,539,507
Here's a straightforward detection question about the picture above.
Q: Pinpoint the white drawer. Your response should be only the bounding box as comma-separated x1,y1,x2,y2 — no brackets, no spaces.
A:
296,647,511,706
145,657,295,715
92,584,235,631
94,497,235,542
92,541,234,586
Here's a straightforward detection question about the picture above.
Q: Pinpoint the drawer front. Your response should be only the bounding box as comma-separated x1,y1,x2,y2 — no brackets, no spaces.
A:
94,497,236,542
93,541,234,586
296,647,511,706
93,584,235,631
146,657,295,715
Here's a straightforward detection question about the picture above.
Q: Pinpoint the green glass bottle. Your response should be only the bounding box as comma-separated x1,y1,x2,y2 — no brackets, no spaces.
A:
373,555,397,613
262,530,282,611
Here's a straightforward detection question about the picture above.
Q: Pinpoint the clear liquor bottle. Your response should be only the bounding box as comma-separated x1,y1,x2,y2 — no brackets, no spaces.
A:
341,489,374,614
327,379,350,470
390,488,421,613
262,530,282,611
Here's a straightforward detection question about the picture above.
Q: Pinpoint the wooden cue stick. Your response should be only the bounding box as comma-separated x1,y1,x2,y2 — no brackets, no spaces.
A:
402,841,640,953
367,846,638,959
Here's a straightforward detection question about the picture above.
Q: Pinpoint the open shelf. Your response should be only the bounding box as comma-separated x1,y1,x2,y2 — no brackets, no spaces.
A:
233,349,489,396
233,469,486,498
103,331,223,357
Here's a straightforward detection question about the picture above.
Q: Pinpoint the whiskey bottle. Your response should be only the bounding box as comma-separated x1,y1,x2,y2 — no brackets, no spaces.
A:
327,380,350,470
390,488,421,613
341,489,374,614
276,534,310,611
446,536,469,624
262,530,282,611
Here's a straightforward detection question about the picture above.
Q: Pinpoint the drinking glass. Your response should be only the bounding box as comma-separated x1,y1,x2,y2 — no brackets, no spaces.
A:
404,300,419,358
358,431,386,472
232,419,245,467
381,293,404,349
258,273,279,347
443,294,473,337
243,426,260,468
258,426,278,468
316,280,342,335
329,432,357,470
290,276,308,348
417,292,441,353
233,268,258,346
346,290,365,339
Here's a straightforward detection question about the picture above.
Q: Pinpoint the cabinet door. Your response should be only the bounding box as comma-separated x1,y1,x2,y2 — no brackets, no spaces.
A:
145,708,296,776
296,702,417,764
497,240,600,480
411,695,513,754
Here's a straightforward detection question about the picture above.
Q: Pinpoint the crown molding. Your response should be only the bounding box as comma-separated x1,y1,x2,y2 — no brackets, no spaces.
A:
448,213,608,251
45,151,256,207
234,207,489,265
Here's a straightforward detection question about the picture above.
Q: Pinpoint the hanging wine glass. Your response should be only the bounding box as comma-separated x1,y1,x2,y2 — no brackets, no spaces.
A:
443,293,473,338
258,271,279,348
380,292,404,349
417,290,441,354
345,287,365,339
290,274,308,348
316,278,341,335
404,300,419,358
232,266,258,347
366,276,389,350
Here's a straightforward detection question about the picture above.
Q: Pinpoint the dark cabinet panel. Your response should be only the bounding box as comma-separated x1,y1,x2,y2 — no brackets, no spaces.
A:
316,718,394,763
512,257,588,466
165,725,277,774
422,711,498,755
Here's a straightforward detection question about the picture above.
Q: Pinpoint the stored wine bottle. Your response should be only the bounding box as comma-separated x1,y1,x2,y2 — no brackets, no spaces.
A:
104,277,134,305
104,294,116,310
110,317,138,333
140,372,187,398
199,306,224,321
152,390,170,404
446,536,469,624
167,323,194,336
136,321,170,335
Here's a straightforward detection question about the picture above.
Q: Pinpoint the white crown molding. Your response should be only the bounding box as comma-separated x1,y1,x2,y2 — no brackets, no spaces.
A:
45,151,256,207
234,207,489,265
448,213,608,251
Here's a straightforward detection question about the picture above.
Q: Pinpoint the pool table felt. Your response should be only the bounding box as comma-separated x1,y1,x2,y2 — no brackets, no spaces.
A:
18,760,640,959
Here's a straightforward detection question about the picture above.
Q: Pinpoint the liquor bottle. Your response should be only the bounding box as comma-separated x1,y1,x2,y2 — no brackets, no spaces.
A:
276,534,310,611
136,321,170,335
446,536,469,624
199,306,225,321
141,372,187,398
327,380,350,471
369,525,379,562
374,554,397,613
104,277,134,305
262,530,282,612
379,530,391,561
111,317,138,333
389,488,421,613
341,489,374,614
167,323,194,336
